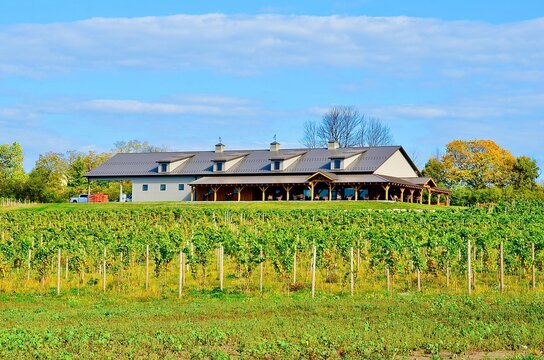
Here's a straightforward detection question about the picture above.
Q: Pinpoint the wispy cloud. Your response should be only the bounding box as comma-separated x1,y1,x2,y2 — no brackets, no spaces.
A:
0,14,543,77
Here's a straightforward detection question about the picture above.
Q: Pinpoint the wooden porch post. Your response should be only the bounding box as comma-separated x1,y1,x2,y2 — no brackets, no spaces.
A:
259,186,268,201
212,186,221,202
409,189,415,203
419,189,423,204
283,185,293,201
437,193,441,206
382,185,390,201
354,185,360,201
309,182,315,201
400,188,405,202
88,179,91,196
446,195,450,206
119,181,123,203
235,186,245,202
427,188,432,205
328,184,335,201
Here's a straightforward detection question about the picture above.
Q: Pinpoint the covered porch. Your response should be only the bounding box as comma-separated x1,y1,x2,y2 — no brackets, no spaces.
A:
188,172,451,205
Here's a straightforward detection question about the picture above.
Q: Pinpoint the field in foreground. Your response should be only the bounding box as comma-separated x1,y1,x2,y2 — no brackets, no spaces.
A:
0,292,542,359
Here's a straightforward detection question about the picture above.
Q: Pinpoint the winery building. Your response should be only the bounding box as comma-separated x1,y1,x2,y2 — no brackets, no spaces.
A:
85,140,451,205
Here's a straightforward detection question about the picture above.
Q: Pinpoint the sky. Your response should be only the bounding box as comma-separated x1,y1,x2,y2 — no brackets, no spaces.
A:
0,0,543,172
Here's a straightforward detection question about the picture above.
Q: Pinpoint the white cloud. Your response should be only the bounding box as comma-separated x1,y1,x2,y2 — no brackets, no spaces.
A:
0,14,542,77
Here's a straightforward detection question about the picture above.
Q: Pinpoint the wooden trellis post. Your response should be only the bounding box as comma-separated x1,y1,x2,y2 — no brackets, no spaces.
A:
103,247,107,292
500,242,504,293
532,242,536,290
179,249,184,298
259,246,263,293
145,244,149,290
293,248,297,285
350,247,354,296
219,245,224,291
385,264,391,292
311,244,317,298
57,249,61,295
467,239,472,294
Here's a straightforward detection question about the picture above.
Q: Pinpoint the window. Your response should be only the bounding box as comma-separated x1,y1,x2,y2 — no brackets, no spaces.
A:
273,161,281,171
333,159,342,169
216,162,224,171
142,184,149,191
160,184,167,191
160,163,168,172
178,184,185,191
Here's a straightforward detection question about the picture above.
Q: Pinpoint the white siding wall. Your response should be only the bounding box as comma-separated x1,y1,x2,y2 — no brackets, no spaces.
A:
374,150,419,178
132,176,195,202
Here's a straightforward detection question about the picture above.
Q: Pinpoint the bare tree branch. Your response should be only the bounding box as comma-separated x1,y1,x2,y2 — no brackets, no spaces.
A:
301,106,393,148
364,117,393,147
300,120,320,148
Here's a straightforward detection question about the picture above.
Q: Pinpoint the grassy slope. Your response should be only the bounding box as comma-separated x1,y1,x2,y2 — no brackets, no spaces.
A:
2,200,459,214
0,292,542,359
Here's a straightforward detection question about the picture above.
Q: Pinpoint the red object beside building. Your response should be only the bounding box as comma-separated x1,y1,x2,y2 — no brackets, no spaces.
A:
89,194,108,203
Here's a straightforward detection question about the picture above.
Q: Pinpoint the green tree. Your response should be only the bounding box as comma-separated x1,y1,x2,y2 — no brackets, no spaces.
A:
422,157,446,185
25,152,68,202
0,142,26,197
511,156,540,190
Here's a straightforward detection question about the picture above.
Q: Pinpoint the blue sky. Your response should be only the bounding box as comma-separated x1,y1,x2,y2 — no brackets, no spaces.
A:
0,0,543,173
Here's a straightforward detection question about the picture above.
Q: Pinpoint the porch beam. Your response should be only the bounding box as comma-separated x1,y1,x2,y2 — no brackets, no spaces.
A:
283,185,294,201
382,184,390,201
258,186,268,201
211,186,221,202
235,186,245,202
354,185,361,201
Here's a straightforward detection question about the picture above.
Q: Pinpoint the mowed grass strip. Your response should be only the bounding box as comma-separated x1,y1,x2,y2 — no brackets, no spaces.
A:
0,293,542,359
4,200,458,214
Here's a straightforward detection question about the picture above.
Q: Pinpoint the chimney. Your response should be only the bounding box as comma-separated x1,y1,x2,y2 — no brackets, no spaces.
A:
328,140,339,150
215,137,225,153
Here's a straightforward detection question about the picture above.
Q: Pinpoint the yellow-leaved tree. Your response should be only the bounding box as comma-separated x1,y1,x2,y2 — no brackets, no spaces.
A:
441,140,515,189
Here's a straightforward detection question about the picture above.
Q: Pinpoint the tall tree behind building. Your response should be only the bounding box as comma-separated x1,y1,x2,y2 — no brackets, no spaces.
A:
301,106,393,148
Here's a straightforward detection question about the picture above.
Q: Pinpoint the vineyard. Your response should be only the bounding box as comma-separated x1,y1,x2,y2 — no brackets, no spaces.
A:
0,201,543,296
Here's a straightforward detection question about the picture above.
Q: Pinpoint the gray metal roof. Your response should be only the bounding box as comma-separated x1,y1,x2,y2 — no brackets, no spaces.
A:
190,175,309,186
189,173,424,188
86,146,412,178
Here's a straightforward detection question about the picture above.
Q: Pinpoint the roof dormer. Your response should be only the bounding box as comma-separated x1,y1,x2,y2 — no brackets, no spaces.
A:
328,150,365,171
212,152,248,172
156,154,194,173
269,151,306,172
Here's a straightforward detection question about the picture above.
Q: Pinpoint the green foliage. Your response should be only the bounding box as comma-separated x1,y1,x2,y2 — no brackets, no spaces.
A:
1,201,543,293
0,293,542,358
0,142,27,198
511,156,540,190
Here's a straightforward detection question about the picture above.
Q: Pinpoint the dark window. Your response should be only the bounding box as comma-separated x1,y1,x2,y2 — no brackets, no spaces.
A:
178,184,185,191
160,184,167,191
273,161,281,170
334,159,342,169
216,162,224,171
142,184,149,191
160,163,168,172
